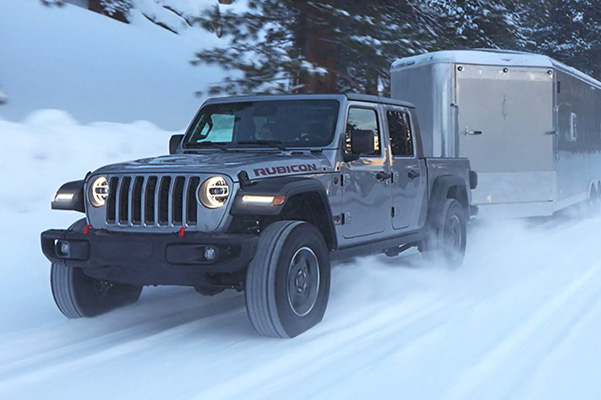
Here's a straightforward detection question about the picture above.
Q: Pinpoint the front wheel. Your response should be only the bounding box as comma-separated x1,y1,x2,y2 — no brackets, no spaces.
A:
420,199,467,267
245,221,331,338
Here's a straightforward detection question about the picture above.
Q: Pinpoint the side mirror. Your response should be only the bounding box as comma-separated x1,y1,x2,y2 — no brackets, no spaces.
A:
350,129,374,155
169,134,184,155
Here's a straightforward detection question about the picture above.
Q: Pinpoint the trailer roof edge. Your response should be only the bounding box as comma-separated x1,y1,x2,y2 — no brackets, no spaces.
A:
391,49,601,89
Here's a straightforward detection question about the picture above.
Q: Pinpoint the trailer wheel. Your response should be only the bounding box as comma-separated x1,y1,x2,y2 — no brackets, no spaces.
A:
421,199,467,267
245,221,330,338
595,187,601,217
51,219,143,319
586,186,601,218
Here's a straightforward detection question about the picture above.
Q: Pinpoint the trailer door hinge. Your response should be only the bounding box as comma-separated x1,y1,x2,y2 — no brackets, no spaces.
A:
343,212,351,225
391,207,395,218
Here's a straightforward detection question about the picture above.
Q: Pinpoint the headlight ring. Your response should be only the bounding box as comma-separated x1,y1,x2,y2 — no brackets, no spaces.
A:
198,176,230,209
88,176,109,207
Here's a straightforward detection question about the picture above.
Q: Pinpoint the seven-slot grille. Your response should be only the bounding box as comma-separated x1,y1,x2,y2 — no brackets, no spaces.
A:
105,175,201,228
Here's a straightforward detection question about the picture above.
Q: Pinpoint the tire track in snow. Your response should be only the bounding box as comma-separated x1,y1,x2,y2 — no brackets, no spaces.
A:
188,221,601,400
0,294,247,395
191,292,476,400
444,263,601,400
511,291,601,400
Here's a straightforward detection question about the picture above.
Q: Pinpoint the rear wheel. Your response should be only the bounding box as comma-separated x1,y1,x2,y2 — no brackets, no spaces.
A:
420,199,467,267
51,219,143,319
583,185,601,218
245,221,330,338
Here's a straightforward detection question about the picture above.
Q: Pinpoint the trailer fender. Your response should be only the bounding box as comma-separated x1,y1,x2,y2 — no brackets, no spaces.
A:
588,180,600,197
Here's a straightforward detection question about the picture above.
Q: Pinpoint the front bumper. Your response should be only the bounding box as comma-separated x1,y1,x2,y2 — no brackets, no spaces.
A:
41,228,258,286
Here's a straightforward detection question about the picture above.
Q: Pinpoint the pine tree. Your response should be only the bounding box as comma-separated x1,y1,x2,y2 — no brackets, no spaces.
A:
191,0,526,96
192,0,449,96
430,0,522,50
526,0,601,78
88,0,133,23
192,0,334,95
39,0,65,7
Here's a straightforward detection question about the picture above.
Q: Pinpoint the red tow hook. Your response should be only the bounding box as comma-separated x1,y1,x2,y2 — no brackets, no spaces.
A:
83,224,92,234
178,226,187,238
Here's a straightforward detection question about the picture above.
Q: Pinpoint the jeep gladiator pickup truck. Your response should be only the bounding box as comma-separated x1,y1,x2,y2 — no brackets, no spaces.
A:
41,93,476,338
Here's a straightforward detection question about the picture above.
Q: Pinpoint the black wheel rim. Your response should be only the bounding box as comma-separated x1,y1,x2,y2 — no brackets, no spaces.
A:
287,247,320,317
445,214,462,257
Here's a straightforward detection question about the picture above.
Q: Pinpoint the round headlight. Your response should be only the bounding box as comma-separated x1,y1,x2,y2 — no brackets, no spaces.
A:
199,176,229,209
88,176,109,207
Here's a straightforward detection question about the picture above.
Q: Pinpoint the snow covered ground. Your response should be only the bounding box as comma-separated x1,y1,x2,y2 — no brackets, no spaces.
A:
1,1,601,399
1,112,601,400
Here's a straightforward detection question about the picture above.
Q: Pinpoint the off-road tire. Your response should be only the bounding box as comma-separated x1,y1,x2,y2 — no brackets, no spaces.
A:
583,185,601,218
421,199,467,267
245,221,331,338
51,219,143,319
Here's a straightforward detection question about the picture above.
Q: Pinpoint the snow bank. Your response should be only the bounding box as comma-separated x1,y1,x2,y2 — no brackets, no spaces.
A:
0,111,171,332
0,115,600,399
0,0,223,130
0,110,171,215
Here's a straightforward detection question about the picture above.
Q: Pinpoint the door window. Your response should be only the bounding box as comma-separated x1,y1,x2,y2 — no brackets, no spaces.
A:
345,107,380,156
387,110,414,157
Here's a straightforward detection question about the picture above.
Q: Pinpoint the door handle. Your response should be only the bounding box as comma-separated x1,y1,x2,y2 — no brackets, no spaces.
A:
375,171,392,181
408,169,420,179
464,126,482,136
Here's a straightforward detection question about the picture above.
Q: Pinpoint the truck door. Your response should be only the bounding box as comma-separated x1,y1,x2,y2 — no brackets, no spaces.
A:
386,107,427,230
340,105,391,239
456,65,555,208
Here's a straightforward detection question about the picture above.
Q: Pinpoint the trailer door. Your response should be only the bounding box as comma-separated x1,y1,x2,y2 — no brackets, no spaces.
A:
456,65,555,209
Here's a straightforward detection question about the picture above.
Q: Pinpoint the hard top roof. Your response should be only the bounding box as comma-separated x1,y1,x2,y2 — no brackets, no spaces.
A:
345,93,414,108
204,93,414,108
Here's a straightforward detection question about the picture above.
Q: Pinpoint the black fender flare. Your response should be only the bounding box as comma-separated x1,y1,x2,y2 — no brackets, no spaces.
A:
231,176,337,250
426,175,468,228
51,180,86,213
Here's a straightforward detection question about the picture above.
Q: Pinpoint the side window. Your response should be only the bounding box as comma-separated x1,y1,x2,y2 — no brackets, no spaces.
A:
345,107,380,156
387,110,414,157
570,112,578,142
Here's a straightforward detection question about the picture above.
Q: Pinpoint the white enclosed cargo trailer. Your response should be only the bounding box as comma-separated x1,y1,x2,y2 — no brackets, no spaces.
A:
391,49,601,218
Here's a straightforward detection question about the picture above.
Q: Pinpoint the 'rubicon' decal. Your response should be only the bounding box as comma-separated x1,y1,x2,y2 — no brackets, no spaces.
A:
254,164,318,176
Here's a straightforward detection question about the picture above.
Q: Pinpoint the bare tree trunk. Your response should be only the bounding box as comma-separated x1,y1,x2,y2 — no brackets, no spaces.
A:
88,0,102,13
365,68,379,95
294,4,337,93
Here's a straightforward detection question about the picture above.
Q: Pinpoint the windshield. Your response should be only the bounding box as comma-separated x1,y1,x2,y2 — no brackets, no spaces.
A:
184,99,340,149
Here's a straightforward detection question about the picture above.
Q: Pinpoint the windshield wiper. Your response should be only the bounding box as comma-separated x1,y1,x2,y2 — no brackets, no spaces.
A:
237,140,288,151
186,142,230,152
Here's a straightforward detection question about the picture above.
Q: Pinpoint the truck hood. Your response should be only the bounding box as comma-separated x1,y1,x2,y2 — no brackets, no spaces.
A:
93,151,333,181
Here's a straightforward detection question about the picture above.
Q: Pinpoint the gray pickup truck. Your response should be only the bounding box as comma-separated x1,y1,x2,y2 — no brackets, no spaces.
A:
41,93,476,338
